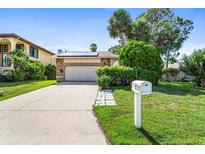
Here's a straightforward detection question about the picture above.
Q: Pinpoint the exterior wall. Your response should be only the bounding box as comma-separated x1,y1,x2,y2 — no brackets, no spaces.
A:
100,58,111,66
0,66,14,74
56,57,118,81
0,37,55,73
110,58,118,65
38,49,55,65
56,58,64,81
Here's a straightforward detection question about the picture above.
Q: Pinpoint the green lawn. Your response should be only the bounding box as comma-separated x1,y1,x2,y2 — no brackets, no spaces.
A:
0,80,57,101
93,82,205,145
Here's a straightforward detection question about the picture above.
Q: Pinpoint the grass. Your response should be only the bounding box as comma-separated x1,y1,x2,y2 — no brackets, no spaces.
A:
93,82,205,145
0,80,57,101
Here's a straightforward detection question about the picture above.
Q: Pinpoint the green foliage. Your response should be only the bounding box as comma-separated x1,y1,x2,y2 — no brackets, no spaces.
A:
97,75,111,89
131,8,193,68
0,80,57,101
0,90,4,96
96,66,159,86
180,76,189,82
119,40,163,80
90,43,97,52
25,60,45,80
8,49,45,81
94,82,205,144
180,49,205,87
131,9,174,42
108,9,132,46
5,71,18,82
108,45,122,55
45,64,56,80
162,68,180,75
0,74,7,82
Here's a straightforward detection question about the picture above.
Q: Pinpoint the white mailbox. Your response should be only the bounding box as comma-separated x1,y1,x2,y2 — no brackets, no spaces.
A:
132,80,152,95
132,80,152,128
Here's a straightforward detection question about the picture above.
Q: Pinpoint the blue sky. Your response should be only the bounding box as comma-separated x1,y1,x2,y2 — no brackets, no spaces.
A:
0,8,205,56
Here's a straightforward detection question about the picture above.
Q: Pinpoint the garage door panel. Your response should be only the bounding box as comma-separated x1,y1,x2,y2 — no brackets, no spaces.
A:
65,66,97,81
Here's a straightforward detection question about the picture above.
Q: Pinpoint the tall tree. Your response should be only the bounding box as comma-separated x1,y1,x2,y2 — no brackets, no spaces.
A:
107,9,132,47
131,8,194,68
90,43,97,52
108,45,122,55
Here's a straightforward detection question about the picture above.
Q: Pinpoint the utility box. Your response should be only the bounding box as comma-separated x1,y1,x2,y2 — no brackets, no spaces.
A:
132,80,152,128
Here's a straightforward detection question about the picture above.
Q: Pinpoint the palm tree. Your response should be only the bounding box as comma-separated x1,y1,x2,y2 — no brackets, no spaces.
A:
107,9,132,47
90,43,97,52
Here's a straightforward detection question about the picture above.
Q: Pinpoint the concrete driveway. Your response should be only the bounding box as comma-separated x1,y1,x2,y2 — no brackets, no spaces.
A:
0,82,107,145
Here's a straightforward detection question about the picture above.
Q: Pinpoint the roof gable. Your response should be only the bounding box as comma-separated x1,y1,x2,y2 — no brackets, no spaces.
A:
0,33,55,55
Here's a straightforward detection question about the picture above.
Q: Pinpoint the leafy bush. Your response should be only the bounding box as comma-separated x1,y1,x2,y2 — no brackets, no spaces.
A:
45,64,56,80
162,68,180,75
0,74,7,82
5,71,18,82
0,90,4,96
25,60,45,80
108,45,122,55
8,49,45,81
180,49,205,88
179,76,189,82
97,75,111,89
96,66,158,86
120,40,164,80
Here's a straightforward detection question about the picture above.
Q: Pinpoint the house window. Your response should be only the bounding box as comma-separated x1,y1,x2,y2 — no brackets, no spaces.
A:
0,44,9,53
29,46,38,58
16,44,24,50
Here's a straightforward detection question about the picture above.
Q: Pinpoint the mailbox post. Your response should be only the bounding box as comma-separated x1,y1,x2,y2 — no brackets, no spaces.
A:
132,80,152,128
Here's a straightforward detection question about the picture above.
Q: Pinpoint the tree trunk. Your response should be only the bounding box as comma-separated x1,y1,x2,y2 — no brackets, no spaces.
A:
165,51,170,81
119,32,125,47
165,51,170,69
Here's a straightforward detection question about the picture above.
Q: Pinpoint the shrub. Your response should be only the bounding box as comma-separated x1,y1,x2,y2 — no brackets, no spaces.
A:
162,68,180,75
120,40,164,80
96,66,158,86
8,49,45,81
45,64,56,80
0,90,4,96
97,75,111,89
180,49,205,88
5,71,18,82
108,45,122,55
0,74,7,82
25,60,45,80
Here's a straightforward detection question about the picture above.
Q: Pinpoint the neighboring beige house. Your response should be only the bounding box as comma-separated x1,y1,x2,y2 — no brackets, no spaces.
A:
0,33,55,73
0,33,119,81
56,51,118,81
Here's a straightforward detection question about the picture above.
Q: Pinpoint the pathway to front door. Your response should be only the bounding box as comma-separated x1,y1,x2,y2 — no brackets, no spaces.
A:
0,82,107,144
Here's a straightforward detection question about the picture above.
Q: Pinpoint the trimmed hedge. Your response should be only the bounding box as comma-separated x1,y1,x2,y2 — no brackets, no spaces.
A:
96,66,159,86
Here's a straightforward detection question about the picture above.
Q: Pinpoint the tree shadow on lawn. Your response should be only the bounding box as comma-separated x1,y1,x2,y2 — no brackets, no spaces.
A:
139,127,161,145
153,83,205,96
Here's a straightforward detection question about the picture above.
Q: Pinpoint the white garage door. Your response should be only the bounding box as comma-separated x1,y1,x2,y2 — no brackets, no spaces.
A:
65,66,97,81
